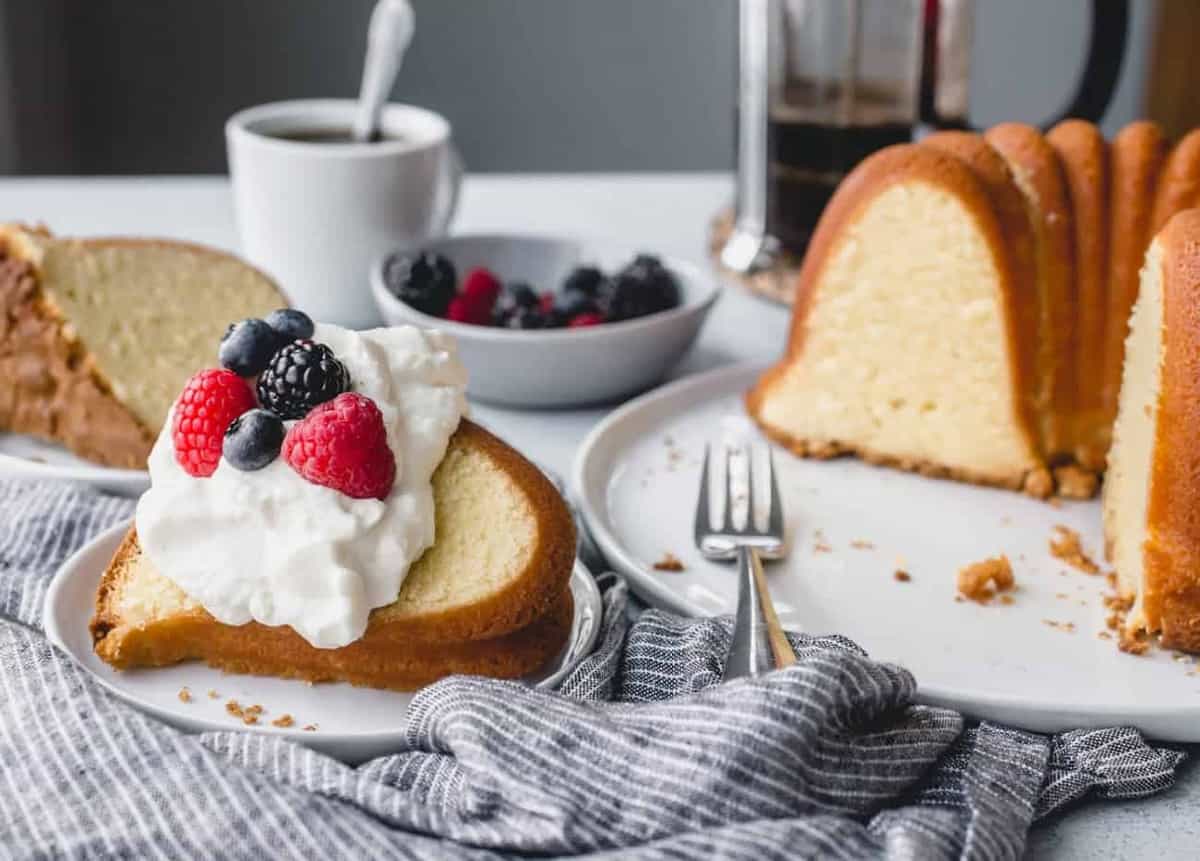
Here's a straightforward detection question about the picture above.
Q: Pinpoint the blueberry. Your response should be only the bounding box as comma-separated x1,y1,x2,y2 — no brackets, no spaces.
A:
558,290,599,318
492,282,540,325
223,409,285,471
383,252,457,317
562,265,608,298
219,319,281,376
503,307,549,330
265,308,314,342
601,255,681,321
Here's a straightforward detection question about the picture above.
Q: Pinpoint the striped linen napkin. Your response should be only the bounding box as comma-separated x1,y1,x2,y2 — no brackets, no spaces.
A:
0,479,1185,860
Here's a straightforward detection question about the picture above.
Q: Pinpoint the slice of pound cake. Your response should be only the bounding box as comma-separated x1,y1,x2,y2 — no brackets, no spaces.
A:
1104,208,1200,652
91,421,577,689
0,224,284,467
90,313,577,691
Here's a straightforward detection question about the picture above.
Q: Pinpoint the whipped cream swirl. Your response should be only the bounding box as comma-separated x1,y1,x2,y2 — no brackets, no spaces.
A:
136,324,467,649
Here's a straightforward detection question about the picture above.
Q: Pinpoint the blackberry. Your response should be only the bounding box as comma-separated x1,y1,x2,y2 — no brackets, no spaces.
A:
219,318,281,377
265,308,315,342
257,340,350,419
562,265,607,298
383,251,457,317
223,409,285,471
602,255,681,321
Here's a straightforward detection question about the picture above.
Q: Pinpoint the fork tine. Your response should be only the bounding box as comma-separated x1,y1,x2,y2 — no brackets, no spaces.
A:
743,444,756,532
766,448,784,537
693,444,714,541
723,445,737,532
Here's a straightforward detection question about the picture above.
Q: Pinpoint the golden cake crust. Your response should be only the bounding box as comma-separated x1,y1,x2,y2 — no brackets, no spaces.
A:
1046,120,1111,470
1141,209,1200,652
1150,130,1200,234
984,122,1077,460
747,143,1044,494
1104,122,1168,435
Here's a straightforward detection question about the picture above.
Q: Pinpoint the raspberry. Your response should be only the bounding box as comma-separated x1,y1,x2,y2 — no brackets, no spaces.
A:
172,369,256,477
282,393,396,499
460,267,502,309
446,295,481,324
568,312,606,328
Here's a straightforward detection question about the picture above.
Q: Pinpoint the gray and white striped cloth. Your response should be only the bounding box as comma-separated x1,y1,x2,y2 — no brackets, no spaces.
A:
0,479,1185,860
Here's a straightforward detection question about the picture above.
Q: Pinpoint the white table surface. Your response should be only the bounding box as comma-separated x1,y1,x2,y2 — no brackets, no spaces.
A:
1,173,1194,857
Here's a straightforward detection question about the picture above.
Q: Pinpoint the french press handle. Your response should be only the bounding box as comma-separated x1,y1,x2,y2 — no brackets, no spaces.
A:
923,0,1129,130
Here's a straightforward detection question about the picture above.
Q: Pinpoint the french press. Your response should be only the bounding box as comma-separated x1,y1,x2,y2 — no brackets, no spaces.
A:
721,0,1129,274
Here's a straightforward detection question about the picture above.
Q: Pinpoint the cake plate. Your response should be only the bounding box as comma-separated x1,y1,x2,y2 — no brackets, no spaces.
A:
44,519,604,765
574,363,1200,742
0,432,149,497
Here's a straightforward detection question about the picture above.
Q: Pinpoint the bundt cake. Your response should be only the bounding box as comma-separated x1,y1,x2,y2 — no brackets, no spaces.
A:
0,225,285,468
750,119,1199,499
1104,208,1200,651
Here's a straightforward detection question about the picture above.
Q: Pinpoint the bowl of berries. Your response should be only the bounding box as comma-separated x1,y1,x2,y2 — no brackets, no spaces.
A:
370,235,720,407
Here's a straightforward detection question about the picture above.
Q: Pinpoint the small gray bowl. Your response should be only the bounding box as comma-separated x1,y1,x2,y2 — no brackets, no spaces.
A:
370,234,720,407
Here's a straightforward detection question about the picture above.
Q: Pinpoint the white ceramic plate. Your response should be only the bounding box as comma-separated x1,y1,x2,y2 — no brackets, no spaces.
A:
573,363,1200,741
44,520,604,764
0,433,149,497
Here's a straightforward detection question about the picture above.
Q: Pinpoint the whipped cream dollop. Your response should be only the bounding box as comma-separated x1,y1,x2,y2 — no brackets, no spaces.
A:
136,323,468,649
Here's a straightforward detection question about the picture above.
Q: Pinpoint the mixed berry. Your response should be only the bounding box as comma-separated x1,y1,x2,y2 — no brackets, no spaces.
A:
382,251,683,330
171,309,395,500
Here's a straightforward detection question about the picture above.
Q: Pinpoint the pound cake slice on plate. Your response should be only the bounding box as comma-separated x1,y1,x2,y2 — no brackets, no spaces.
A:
91,419,578,690
1104,208,1200,652
746,143,1046,493
0,224,284,467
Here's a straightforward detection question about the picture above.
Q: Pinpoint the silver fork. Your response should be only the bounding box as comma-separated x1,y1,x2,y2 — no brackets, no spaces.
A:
694,444,795,680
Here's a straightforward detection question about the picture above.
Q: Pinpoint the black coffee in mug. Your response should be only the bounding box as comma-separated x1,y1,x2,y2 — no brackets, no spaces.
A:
270,127,408,145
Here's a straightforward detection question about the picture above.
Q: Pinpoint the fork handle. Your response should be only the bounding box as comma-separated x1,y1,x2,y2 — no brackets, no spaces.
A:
722,546,795,680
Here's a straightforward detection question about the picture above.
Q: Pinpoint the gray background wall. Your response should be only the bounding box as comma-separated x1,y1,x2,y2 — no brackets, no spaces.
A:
0,0,1157,175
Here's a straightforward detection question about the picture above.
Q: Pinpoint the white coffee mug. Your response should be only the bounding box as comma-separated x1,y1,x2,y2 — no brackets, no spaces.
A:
226,99,462,329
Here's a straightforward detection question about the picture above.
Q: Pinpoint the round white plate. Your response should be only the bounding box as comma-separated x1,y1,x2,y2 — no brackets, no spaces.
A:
44,520,603,764
574,363,1200,741
0,433,149,497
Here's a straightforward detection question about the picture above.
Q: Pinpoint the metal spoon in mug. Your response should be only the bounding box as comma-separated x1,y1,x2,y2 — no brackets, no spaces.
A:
352,0,416,143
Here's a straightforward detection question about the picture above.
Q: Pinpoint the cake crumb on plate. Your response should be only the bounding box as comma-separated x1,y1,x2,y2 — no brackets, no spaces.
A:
893,570,911,583
272,714,295,729
653,553,685,572
177,687,192,703
1049,525,1100,574
956,555,1015,603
